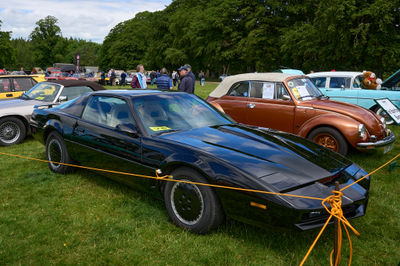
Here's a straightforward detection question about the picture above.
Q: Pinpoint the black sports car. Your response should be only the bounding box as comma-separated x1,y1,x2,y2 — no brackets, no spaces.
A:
30,90,370,233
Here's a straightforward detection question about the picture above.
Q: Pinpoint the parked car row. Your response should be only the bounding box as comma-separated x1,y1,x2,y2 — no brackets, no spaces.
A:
0,72,396,234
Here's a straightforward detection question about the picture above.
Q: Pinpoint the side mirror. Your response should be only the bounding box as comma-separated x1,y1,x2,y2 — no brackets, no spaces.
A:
282,95,291,101
58,95,68,102
116,123,138,137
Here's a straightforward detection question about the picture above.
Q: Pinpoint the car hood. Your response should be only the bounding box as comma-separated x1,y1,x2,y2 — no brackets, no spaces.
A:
161,124,351,192
302,99,384,135
0,98,44,115
382,69,400,89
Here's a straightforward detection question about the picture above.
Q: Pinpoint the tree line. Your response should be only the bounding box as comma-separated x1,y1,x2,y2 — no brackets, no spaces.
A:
1,0,400,77
0,16,100,71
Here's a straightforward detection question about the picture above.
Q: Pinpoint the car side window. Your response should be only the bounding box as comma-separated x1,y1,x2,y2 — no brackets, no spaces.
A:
311,77,326,88
330,77,351,88
353,75,363,89
60,86,93,101
12,78,36,91
0,78,11,92
249,81,290,100
228,81,249,97
82,96,135,128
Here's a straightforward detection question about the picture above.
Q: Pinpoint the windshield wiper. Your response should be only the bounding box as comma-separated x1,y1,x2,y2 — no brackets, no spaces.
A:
153,129,182,136
317,94,329,100
298,95,316,100
20,93,31,100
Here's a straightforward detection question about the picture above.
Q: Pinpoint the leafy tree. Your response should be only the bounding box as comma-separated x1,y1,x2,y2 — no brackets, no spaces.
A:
0,20,16,69
30,16,62,68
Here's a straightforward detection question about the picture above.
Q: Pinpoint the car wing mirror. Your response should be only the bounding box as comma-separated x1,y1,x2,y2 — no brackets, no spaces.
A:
116,123,138,136
282,95,291,101
58,95,68,102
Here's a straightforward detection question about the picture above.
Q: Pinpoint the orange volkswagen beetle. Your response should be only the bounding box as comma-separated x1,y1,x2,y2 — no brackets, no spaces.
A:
206,73,395,155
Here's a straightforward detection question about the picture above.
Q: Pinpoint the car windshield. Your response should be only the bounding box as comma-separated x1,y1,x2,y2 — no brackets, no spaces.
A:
133,93,232,135
286,78,323,101
23,82,62,102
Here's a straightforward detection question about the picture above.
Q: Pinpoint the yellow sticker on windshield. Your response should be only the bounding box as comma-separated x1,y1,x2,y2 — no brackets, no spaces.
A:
292,87,300,99
149,126,171,131
36,96,45,100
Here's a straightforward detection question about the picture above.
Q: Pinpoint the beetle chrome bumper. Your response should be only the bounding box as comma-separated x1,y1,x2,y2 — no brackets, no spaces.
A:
357,130,396,151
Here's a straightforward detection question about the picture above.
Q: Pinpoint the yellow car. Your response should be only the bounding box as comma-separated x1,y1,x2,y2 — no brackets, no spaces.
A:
0,75,43,99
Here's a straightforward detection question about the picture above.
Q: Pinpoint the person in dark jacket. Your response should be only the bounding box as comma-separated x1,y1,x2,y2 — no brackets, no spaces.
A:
177,66,193,93
131,64,147,89
156,68,173,90
120,71,127,86
184,64,195,93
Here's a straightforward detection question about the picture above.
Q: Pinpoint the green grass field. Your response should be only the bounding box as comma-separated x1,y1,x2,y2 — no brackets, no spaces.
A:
0,82,399,265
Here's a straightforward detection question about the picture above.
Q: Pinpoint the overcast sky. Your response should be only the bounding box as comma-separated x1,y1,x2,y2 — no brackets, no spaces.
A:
0,0,172,43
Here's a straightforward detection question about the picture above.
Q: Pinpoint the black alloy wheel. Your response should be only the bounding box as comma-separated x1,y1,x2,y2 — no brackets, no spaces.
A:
164,167,224,234
45,131,74,174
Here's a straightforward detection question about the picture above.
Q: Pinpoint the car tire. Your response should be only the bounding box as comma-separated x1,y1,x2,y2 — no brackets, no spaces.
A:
308,127,348,156
45,131,74,174
163,167,224,234
0,117,26,146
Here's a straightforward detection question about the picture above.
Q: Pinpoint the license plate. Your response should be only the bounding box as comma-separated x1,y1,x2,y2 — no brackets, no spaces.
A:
384,143,394,154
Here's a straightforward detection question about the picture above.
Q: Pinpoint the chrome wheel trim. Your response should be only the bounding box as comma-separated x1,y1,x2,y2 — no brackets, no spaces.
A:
376,108,394,125
0,121,21,144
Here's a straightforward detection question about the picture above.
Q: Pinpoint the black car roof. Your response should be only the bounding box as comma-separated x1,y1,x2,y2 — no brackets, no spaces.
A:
46,80,106,91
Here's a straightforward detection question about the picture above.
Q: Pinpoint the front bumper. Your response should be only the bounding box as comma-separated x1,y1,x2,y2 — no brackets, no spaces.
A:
356,130,396,151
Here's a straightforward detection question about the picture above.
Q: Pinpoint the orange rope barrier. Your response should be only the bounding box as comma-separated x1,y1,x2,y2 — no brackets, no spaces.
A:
1,150,399,265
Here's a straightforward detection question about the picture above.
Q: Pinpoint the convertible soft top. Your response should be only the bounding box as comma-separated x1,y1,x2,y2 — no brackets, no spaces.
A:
209,72,297,98
46,79,106,91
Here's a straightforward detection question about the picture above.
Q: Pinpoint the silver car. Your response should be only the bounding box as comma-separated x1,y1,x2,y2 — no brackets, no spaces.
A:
0,80,105,146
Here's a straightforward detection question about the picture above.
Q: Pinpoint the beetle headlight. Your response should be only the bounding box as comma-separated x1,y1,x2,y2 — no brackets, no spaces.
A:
380,117,387,129
358,124,366,138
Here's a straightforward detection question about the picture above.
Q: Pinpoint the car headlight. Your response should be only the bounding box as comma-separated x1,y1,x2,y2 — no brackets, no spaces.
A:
380,117,387,129
358,124,366,138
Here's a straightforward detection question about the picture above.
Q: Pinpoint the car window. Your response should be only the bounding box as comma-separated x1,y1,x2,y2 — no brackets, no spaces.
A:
0,78,11,92
82,96,135,128
249,81,289,100
60,86,93,101
228,81,249,97
329,77,351,88
310,77,326,88
353,75,363,89
12,78,36,91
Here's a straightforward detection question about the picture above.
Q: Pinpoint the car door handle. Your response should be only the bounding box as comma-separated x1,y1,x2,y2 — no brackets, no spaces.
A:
247,103,256,108
6,94,12,97
75,127,85,133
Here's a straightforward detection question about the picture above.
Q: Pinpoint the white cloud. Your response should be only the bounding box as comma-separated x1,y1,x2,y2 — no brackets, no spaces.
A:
0,0,171,43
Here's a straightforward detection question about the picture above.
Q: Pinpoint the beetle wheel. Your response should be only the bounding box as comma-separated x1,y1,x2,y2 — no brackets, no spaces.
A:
308,127,348,156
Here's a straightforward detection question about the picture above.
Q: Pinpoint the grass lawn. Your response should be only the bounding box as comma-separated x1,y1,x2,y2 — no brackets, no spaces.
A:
0,82,399,265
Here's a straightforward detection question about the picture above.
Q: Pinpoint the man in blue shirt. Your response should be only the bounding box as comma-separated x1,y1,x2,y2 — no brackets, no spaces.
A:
156,68,173,90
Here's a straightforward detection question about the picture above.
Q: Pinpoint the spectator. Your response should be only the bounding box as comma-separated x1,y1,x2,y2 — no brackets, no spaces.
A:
20,67,26,75
156,68,173,91
177,66,193,93
120,71,127,86
100,70,106,85
198,70,205,86
131,64,147,89
172,70,179,87
184,64,195,93
150,70,156,86
110,69,116,86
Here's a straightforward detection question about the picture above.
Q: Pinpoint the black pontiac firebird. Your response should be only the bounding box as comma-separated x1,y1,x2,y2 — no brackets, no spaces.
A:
30,90,370,233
